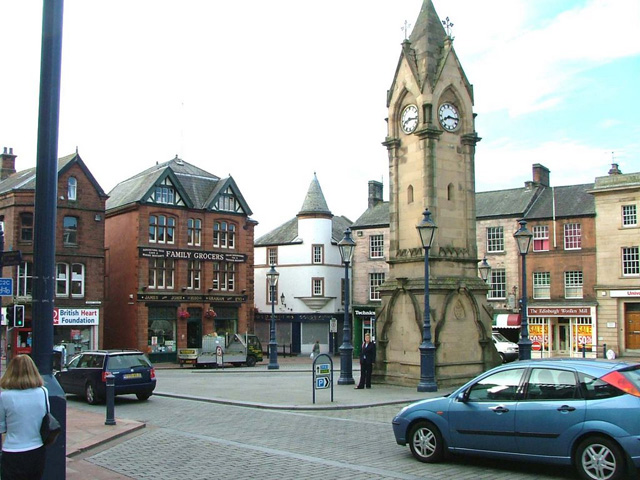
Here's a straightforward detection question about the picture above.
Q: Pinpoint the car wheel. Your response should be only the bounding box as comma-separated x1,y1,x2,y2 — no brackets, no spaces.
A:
408,420,444,463
575,435,625,480
136,393,151,401
246,356,257,367
499,353,506,363
85,382,100,405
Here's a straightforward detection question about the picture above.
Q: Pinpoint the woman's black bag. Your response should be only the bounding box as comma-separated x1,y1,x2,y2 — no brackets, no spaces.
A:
40,387,62,447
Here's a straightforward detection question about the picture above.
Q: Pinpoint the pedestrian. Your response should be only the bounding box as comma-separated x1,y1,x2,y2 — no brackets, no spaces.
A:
355,333,376,389
312,340,320,359
0,354,49,480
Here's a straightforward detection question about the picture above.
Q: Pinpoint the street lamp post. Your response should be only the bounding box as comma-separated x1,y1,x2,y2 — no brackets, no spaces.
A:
266,265,280,370
514,219,533,360
416,209,438,392
338,228,356,385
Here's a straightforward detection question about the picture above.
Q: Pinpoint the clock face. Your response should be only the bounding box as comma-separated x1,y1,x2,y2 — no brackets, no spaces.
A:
438,103,459,131
400,104,419,134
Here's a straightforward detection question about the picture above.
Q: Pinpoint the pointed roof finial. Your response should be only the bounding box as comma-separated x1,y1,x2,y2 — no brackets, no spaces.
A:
442,16,454,39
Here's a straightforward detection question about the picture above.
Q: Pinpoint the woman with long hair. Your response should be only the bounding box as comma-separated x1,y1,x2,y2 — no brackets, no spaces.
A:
0,354,48,480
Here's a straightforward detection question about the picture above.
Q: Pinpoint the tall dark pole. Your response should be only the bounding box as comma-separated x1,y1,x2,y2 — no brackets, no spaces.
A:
514,219,533,361
338,229,355,385
267,265,279,370
417,209,437,392
33,2,67,478
519,251,532,360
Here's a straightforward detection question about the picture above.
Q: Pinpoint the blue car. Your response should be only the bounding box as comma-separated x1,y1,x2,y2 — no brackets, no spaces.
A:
392,359,640,480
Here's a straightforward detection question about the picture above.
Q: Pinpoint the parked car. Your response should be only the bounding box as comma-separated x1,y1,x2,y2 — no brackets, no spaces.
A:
392,359,640,480
492,331,519,362
55,350,156,404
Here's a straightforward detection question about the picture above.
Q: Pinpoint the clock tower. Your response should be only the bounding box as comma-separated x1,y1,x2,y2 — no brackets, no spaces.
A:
377,0,499,387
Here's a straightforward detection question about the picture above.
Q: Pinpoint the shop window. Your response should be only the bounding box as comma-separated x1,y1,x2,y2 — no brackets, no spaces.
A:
63,216,78,245
370,235,384,259
17,261,33,296
533,225,549,252
564,271,583,299
487,226,504,253
489,269,506,299
67,176,77,201
148,307,175,354
187,218,202,246
564,223,581,250
369,272,385,301
148,258,175,289
20,212,33,242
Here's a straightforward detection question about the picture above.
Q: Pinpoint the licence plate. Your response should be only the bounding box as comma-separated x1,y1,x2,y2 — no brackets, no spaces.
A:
124,373,142,379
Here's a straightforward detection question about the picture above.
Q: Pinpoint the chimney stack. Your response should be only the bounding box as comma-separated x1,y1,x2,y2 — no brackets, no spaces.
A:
608,163,622,175
0,147,16,180
368,180,383,208
532,164,550,187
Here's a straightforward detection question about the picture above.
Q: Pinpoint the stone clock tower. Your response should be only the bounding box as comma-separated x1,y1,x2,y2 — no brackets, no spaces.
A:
377,0,499,387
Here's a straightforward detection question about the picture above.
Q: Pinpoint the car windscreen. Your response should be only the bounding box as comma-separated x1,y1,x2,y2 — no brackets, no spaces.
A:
107,354,152,370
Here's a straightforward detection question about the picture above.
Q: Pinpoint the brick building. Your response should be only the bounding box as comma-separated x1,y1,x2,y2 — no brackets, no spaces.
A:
104,156,256,364
0,147,107,359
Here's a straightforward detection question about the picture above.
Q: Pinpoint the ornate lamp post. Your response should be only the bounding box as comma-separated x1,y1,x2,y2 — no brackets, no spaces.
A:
266,265,280,370
478,257,491,284
416,209,437,392
337,228,356,385
513,220,533,360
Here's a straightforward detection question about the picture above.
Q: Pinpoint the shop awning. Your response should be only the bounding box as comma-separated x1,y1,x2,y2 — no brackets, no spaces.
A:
493,314,521,329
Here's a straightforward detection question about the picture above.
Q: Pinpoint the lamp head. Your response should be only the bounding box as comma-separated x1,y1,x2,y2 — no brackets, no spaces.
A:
478,257,491,283
416,208,437,248
513,219,533,254
338,228,356,264
266,264,279,287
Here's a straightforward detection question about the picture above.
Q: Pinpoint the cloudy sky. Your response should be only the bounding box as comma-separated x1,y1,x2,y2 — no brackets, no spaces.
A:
1,0,639,238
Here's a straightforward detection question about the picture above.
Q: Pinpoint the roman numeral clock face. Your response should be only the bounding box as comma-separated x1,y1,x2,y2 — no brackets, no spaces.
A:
438,103,459,131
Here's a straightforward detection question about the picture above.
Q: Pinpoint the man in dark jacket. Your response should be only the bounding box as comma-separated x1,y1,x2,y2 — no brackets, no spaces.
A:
355,333,376,389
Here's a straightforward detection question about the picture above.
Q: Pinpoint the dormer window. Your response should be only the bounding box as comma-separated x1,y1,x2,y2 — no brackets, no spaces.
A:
216,187,242,213
155,185,175,204
67,177,77,201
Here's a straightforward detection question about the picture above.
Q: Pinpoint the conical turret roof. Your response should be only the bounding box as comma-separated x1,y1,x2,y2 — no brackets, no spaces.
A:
297,174,332,218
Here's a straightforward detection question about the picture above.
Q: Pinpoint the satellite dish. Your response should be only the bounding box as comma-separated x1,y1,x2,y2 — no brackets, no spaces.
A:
606,349,616,360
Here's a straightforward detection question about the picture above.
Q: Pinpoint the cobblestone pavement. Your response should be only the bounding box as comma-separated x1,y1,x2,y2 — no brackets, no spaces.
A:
67,395,581,480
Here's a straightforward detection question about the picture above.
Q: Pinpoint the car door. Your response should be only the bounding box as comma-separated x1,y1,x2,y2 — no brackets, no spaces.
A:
515,368,586,457
57,354,83,394
448,367,526,454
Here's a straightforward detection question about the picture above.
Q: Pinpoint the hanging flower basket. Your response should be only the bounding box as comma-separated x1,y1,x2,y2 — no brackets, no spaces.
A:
178,309,190,320
204,309,217,319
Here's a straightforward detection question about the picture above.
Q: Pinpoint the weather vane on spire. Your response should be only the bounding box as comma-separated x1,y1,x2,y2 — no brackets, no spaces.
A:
442,16,454,38
401,20,412,40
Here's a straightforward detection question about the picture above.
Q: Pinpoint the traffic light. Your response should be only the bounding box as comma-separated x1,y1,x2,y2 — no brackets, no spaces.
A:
14,305,24,328
5,304,13,327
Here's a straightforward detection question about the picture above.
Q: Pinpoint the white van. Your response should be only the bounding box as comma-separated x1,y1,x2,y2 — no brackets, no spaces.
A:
492,332,519,363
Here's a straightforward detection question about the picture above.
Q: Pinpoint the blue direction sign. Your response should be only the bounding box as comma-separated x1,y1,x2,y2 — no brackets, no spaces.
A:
315,363,330,375
0,278,12,296
315,376,330,389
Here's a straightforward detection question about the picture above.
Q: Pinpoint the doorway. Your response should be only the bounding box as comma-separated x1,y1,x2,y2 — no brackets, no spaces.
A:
554,319,570,355
625,303,640,350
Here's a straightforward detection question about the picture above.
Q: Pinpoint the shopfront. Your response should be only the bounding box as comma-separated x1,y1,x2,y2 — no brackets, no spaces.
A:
53,307,100,356
352,307,376,357
527,306,596,358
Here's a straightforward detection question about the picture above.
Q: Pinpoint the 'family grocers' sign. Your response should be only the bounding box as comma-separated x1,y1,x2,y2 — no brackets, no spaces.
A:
139,247,246,263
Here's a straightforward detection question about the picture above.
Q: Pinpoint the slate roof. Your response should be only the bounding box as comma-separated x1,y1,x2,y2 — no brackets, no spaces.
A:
254,215,352,247
476,186,540,219
298,174,331,217
527,184,595,219
352,201,389,229
0,152,106,197
106,156,252,215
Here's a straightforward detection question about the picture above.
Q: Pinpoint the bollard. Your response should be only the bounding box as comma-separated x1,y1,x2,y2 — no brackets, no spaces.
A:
582,343,586,358
603,343,607,359
105,373,116,426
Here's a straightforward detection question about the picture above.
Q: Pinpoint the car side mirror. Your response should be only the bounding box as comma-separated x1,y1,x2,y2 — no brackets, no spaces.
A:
456,391,468,403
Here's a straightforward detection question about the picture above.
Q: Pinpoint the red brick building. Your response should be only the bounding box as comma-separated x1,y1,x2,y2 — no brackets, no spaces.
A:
0,147,107,359
104,156,256,363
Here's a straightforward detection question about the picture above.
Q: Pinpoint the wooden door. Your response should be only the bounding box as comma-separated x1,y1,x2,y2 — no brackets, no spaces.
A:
626,311,640,350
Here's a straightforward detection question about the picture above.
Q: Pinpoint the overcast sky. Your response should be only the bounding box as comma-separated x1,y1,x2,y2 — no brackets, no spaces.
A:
1,0,639,238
